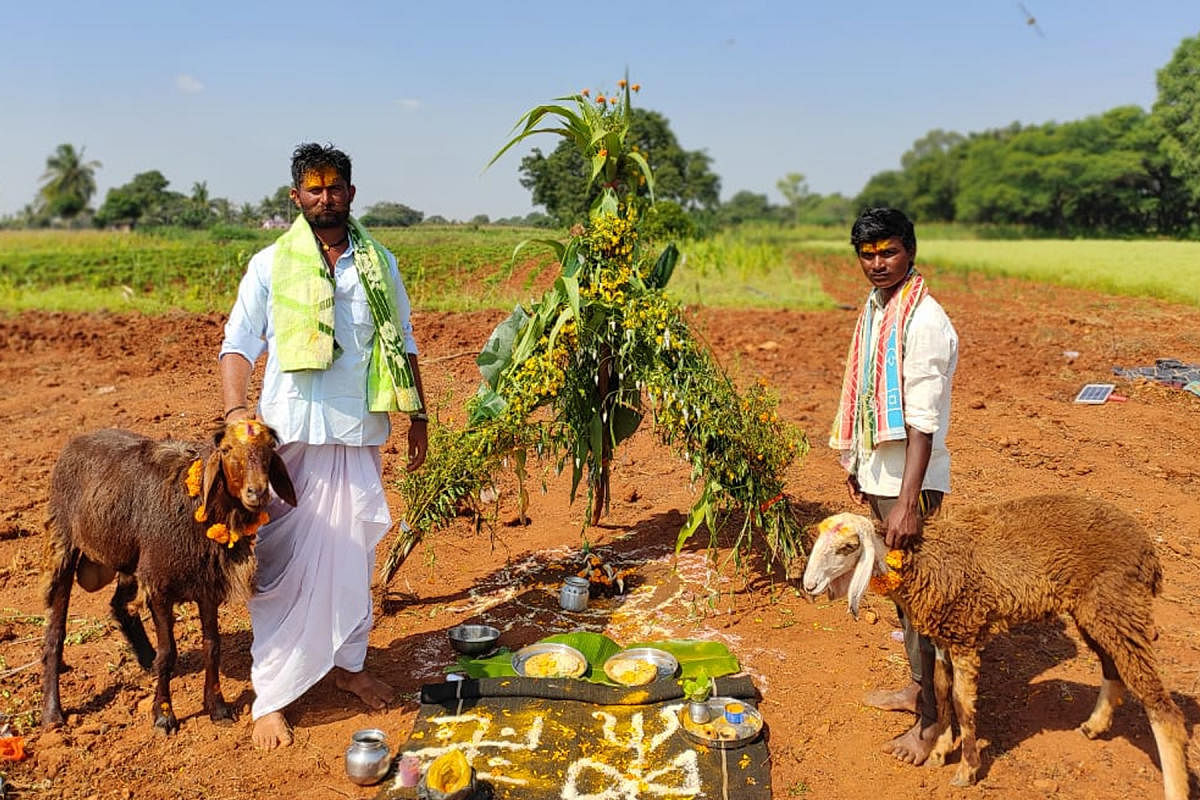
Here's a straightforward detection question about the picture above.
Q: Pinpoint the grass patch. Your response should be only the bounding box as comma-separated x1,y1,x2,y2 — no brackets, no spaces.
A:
668,232,834,310
797,238,1200,307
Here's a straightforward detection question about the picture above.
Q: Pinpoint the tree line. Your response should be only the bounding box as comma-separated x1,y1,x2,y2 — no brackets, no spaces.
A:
9,32,1199,238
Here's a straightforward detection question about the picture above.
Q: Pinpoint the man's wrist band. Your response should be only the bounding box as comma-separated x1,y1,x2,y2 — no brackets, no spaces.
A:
224,404,247,419
409,412,429,422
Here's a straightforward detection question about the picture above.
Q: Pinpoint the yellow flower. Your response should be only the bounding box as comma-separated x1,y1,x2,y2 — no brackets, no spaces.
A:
597,148,608,159
617,79,627,89
184,459,203,497
194,505,207,523
206,523,230,546
885,549,903,570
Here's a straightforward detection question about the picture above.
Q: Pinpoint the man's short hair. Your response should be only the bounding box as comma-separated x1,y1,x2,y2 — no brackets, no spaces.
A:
850,207,916,254
290,143,352,188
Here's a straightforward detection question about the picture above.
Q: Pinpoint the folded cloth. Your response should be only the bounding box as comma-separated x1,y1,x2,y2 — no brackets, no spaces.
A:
1112,358,1200,388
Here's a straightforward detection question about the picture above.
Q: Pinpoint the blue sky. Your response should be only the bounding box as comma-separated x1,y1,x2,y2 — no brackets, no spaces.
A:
3,1,1197,221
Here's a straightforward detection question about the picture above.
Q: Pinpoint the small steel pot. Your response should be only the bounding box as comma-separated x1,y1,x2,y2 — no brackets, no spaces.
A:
345,728,391,786
687,700,712,724
559,576,590,612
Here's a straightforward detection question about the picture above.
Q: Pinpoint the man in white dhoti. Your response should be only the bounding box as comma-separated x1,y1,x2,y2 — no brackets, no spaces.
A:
219,143,428,750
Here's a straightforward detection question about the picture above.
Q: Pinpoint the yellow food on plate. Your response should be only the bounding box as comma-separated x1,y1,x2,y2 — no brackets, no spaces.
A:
607,658,657,686
524,650,583,678
426,748,471,793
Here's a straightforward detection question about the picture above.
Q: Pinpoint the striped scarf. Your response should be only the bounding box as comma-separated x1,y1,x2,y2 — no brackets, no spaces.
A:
829,270,926,469
270,214,422,413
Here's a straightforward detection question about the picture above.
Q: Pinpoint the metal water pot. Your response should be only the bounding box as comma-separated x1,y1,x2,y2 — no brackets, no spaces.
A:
345,728,391,785
559,576,590,611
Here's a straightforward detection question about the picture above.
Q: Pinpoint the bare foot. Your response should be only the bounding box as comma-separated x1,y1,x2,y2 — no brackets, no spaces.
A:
881,719,940,765
251,711,293,751
862,681,920,713
334,667,394,710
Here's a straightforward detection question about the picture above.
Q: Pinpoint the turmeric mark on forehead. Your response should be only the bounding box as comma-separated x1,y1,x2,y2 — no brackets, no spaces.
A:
301,167,342,190
857,239,893,256
231,418,269,444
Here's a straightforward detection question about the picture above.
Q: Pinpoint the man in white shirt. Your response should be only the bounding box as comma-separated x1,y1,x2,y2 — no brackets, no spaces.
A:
830,207,958,767
219,143,428,750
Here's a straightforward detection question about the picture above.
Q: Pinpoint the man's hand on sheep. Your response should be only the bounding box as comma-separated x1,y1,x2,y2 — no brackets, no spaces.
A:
883,501,923,549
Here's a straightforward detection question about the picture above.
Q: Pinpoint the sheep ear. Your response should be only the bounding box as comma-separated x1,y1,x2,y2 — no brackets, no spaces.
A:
269,453,297,507
201,448,224,514
846,522,881,618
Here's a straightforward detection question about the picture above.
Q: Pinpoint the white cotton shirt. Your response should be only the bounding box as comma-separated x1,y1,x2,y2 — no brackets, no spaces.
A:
850,293,958,497
219,238,418,447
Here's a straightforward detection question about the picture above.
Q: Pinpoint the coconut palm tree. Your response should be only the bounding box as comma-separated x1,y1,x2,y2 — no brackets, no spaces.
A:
39,144,101,220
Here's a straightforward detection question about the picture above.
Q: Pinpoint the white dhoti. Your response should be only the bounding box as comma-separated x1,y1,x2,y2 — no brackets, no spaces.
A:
248,442,391,719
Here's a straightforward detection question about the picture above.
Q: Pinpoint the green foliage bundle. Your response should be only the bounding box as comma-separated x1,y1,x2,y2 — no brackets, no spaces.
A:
383,80,808,581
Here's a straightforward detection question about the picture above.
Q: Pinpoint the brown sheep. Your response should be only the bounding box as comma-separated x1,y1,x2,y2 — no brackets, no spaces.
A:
41,418,296,734
802,494,1188,800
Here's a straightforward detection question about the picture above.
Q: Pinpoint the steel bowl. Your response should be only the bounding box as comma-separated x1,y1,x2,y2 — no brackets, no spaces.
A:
448,624,501,656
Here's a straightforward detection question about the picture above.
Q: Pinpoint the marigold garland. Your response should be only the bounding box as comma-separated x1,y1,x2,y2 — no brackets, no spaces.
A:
184,459,203,497
869,549,905,594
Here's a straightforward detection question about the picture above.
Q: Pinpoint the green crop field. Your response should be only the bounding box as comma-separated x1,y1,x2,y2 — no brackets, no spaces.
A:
798,237,1200,307
2,227,1198,314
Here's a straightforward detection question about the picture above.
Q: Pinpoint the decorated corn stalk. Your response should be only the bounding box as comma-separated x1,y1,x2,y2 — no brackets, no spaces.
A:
382,78,808,582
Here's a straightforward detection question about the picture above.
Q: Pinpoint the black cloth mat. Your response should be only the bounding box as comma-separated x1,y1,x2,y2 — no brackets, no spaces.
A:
375,675,770,799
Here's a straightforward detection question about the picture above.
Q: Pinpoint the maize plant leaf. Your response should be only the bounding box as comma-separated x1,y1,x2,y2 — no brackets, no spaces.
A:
476,306,529,389
647,242,679,289
626,151,655,199
556,274,581,320
589,151,607,183
468,384,508,425
610,404,643,446
512,237,565,265
676,496,709,553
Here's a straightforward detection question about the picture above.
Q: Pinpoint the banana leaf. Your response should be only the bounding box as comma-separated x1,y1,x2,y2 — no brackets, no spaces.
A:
624,639,739,681
450,633,738,686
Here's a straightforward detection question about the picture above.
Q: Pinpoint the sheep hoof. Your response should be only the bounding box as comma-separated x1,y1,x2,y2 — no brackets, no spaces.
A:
41,710,65,730
153,711,179,736
949,767,977,787
927,750,947,768
209,703,237,726
1078,722,1100,740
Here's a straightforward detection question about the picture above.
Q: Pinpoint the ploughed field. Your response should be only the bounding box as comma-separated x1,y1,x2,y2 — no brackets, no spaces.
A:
1,257,1198,799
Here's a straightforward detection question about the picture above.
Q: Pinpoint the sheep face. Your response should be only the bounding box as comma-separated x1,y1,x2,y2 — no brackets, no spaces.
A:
203,418,297,514
803,512,886,617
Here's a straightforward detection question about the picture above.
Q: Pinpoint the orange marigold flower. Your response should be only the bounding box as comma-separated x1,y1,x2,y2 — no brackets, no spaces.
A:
206,523,230,546
0,735,27,761
632,83,641,92
184,459,203,497
581,88,590,97
885,549,903,570
597,148,608,158
194,505,207,523
869,572,902,594
617,79,627,88
596,95,606,104
242,511,270,538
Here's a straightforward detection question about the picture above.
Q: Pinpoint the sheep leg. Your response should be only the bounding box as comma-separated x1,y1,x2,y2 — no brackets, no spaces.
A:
40,546,79,728
109,573,155,670
948,647,981,788
1076,628,1123,739
197,597,235,725
146,595,180,734
926,649,956,768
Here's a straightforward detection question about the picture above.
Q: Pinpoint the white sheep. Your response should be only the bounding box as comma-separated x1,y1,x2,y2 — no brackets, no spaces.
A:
802,494,1188,800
